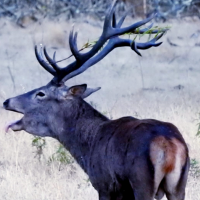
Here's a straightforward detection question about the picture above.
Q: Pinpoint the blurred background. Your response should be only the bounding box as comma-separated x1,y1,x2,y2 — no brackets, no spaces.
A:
1,0,200,25
0,0,200,200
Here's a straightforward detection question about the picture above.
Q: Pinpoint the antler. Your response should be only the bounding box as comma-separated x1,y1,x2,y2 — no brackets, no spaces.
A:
35,0,167,84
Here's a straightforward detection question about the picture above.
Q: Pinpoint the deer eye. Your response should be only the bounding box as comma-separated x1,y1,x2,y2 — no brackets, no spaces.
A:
36,91,45,98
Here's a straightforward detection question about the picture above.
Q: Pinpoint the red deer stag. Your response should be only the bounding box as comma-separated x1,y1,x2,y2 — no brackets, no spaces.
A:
3,1,189,200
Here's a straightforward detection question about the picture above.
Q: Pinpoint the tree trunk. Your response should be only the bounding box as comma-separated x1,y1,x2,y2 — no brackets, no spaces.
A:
125,0,145,17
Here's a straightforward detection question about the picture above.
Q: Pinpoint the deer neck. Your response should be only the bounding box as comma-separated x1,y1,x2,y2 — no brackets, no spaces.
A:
56,99,109,172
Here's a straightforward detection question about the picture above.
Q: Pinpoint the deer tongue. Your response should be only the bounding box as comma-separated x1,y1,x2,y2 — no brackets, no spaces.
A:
6,119,23,132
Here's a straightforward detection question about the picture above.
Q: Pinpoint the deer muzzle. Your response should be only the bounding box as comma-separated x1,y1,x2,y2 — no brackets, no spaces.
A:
3,98,24,132
3,98,24,114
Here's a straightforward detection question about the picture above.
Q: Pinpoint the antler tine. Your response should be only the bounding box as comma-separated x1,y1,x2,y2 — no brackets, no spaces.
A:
69,29,74,53
35,45,57,76
112,12,117,28
116,11,128,28
152,31,165,42
69,29,82,62
112,14,156,37
117,8,157,31
53,51,56,61
115,33,164,54
131,36,163,52
131,41,142,56
104,0,117,32
43,47,61,72
139,23,154,33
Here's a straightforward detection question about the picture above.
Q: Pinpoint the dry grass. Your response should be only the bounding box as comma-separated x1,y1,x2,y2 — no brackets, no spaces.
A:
0,16,200,199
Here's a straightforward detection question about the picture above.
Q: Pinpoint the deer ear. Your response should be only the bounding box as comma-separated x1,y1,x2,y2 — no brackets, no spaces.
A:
82,87,101,99
68,84,87,97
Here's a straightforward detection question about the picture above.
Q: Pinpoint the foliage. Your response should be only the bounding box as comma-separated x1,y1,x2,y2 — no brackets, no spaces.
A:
148,0,200,21
190,158,200,178
48,144,74,170
32,136,46,161
89,101,98,109
0,0,127,24
196,113,200,136
197,124,200,136
1,0,200,26
133,25,170,40
31,136,73,169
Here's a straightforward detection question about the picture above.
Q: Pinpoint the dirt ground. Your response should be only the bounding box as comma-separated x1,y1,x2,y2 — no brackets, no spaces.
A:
0,15,200,200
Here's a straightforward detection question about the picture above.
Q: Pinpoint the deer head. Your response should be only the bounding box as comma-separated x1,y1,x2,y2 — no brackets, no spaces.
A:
3,82,101,137
3,0,165,138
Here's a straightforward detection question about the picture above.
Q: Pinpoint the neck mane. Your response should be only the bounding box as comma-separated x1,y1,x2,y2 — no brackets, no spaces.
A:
56,99,109,172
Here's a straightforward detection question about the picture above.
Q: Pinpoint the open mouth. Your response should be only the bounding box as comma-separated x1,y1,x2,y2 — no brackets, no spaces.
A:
6,118,24,132
4,108,24,132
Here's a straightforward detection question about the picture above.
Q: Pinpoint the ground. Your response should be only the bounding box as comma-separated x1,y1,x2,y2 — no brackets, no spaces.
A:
0,15,200,200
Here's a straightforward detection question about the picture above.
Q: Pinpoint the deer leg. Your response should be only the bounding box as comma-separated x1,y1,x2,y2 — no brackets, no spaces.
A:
99,194,110,200
155,186,165,200
129,181,154,200
133,191,154,200
165,193,185,200
98,191,116,200
99,194,122,200
164,181,186,200
164,158,189,200
164,178,186,200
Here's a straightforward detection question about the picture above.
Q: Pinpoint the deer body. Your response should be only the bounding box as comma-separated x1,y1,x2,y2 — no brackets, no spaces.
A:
4,86,189,200
3,1,189,199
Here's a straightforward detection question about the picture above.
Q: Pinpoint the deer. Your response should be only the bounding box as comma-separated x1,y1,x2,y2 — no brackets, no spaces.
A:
3,1,189,200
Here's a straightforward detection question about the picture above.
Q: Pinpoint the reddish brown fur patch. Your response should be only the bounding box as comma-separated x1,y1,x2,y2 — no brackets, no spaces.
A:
150,136,186,174
173,138,187,167
162,138,177,173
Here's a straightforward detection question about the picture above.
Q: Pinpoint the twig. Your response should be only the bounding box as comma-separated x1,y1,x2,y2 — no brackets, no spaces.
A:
138,57,145,89
5,50,16,91
0,5,17,18
168,55,180,64
55,44,93,63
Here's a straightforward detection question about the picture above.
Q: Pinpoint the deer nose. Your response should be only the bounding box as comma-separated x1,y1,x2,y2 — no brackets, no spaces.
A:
3,99,10,109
